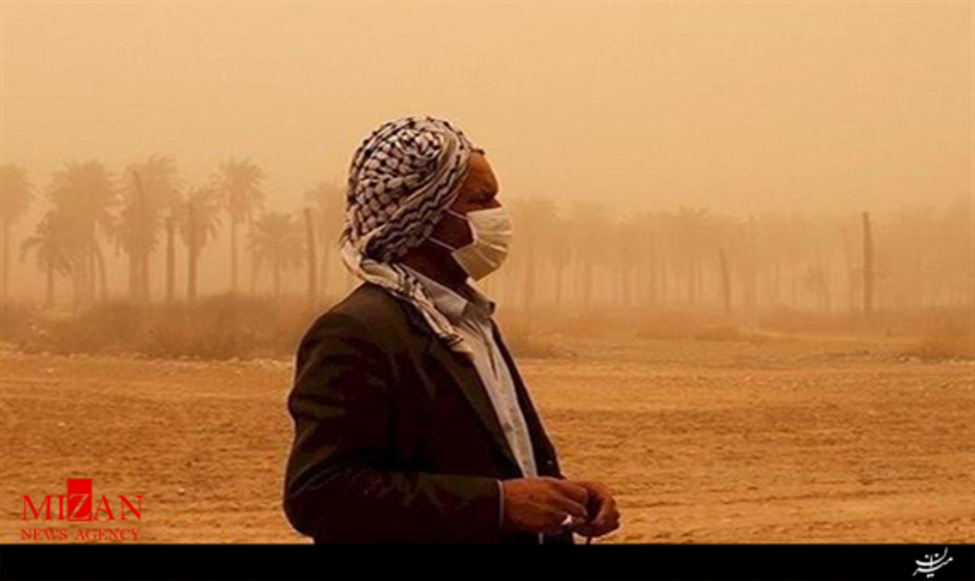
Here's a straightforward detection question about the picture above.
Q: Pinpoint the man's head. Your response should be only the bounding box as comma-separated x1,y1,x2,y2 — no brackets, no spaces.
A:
339,116,510,290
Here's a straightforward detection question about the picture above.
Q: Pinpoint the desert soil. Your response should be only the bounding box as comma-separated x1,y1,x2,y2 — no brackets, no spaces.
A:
1,331,972,543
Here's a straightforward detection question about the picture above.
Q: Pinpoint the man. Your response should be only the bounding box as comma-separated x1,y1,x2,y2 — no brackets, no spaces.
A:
282,115,620,544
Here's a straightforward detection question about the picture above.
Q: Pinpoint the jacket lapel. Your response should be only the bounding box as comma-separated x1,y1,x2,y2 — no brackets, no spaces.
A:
397,293,522,474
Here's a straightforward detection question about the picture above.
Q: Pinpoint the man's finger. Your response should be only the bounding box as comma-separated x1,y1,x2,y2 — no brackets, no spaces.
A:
550,479,591,504
551,494,589,520
591,492,615,525
592,507,621,535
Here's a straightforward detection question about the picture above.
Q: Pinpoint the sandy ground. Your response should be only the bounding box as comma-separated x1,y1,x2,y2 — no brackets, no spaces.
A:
1,331,972,543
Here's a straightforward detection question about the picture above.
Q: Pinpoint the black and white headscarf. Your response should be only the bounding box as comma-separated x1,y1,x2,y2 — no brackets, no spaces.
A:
338,115,483,356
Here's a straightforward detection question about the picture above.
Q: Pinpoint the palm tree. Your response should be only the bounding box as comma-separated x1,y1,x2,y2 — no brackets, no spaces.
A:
0,163,33,304
565,201,614,309
507,197,560,316
213,158,265,295
673,207,710,306
47,160,118,308
303,179,345,301
20,210,76,308
174,185,222,302
248,211,304,299
115,154,182,303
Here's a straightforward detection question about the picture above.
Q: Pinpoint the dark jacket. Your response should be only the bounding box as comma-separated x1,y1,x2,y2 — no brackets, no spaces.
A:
282,281,574,544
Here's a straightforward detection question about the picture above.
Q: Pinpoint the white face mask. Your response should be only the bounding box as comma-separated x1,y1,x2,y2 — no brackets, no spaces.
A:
428,207,513,280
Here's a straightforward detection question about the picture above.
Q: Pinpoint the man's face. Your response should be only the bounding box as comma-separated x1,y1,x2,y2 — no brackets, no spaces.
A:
427,151,501,250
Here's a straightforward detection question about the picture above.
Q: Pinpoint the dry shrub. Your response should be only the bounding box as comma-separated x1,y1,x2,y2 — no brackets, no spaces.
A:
692,324,744,341
501,326,566,360
0,301,41,343
144,294,316,359
496,309,573,360
756,306,975,340
18,300,148,355
634,309,714,340
900,317,975,361
17,294,318,360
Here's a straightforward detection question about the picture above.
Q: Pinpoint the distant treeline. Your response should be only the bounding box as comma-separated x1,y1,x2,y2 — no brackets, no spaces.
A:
1,157,971,317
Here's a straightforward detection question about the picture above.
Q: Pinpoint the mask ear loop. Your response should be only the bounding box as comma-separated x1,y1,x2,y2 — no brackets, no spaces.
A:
427,208,471,251
427,235,457,252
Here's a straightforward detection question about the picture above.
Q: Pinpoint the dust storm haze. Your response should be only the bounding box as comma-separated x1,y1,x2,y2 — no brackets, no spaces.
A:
1,1,973,546
1,1,971,303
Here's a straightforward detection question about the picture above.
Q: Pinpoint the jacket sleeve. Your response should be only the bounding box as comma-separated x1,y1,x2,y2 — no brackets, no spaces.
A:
282,311,504,543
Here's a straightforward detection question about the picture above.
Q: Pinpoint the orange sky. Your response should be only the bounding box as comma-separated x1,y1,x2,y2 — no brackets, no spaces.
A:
1,1,971,220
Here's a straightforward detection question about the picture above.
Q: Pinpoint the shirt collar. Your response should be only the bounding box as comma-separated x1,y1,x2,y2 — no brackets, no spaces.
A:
400,264,496,325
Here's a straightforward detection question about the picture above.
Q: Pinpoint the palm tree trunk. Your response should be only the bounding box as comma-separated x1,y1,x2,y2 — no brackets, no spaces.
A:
45,263,55,308
862,211,874,316
132,170,152,303
248,217,258,299
230,218,238,294
140,249,151,302
94,242,109,302
188,205,198,303
274,262,281,299
133,252,148,303
188,247,199,302
87,246,96,306
250,255,258,297
166,215,175,302
553,260,563,307
719,249,731,318
621,263,632,308
2,221,9,304
582,259,592,309
72,256,86,313
647,233,658,308
128,253,138,301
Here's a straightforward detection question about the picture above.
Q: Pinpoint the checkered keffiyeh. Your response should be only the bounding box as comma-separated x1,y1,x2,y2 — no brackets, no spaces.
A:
338,115,483,356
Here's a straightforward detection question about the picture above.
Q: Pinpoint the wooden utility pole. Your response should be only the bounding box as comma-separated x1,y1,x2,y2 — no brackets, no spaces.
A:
304,208,317,309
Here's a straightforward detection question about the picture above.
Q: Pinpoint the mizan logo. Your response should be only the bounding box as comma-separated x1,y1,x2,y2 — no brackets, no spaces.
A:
21,478,143,541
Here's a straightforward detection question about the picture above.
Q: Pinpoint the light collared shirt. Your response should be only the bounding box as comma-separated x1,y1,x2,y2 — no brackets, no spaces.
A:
400,264,543,544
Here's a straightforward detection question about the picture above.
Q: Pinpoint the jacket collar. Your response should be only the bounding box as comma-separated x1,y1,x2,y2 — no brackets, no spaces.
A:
399,263,496,325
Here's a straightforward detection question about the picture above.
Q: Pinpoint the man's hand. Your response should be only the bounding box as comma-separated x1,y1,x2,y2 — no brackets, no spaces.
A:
566,480,620,539
499,477,591,535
